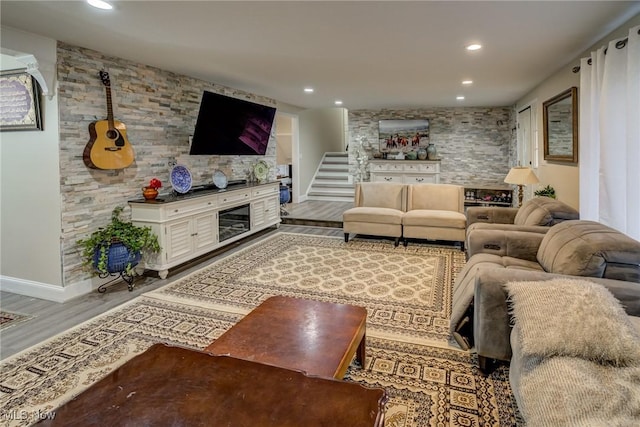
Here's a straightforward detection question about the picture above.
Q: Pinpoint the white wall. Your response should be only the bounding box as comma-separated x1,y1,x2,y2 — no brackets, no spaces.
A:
0,26,63,295
516,13,640,210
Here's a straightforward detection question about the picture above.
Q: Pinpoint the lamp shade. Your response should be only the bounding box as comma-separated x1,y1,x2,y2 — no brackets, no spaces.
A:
504,167,539,185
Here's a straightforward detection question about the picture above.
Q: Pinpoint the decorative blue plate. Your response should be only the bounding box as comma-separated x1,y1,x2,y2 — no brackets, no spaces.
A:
170,165,192,193
213,170,228,189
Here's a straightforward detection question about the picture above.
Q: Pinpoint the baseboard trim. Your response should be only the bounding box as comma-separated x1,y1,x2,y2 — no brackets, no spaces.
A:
0,275,94,303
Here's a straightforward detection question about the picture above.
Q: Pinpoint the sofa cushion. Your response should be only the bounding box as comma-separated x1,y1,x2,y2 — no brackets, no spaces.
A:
403,210,466,228
506,278,640,366
537,220,640,281
513,196,579,226
356,182,406,210
342,207,404,225
406,184,464,212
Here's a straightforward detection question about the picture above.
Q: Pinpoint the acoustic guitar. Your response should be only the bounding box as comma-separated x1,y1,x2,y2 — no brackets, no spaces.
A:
83,71,135,169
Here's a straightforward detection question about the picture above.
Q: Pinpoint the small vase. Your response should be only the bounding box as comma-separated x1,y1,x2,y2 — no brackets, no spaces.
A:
142,186,158,200
426,143,437,160
417,147,427,160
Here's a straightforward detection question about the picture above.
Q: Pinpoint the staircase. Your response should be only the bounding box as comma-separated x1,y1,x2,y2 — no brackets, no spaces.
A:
307,152,355,202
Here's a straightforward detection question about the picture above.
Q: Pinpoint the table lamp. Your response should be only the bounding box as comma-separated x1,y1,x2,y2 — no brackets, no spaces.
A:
504,166,539,207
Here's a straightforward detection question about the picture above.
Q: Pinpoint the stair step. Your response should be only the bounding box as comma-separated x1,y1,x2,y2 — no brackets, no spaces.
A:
319,163,349,173
316,172,349,180
312,182,354,189
309,187,355,195
325,152,348,157
307,194,355,202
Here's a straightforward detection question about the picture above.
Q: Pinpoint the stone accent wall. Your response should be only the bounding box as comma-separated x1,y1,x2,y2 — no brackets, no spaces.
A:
348,108,516,185
57,43,277,286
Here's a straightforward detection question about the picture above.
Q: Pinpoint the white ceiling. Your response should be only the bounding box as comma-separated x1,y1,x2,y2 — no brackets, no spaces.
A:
1,1,639,109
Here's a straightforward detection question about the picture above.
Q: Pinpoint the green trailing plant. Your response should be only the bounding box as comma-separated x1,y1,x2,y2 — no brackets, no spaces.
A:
534,185,556,199
77,206,160,275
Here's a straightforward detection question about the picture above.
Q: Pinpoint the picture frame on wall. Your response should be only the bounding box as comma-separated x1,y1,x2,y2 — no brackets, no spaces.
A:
378,119,429,153
0,70,43,131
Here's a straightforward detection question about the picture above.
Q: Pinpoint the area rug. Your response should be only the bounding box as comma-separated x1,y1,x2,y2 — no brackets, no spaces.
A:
0,296,520,427
146,232,466,346
0,312,34,330
0,232,521,426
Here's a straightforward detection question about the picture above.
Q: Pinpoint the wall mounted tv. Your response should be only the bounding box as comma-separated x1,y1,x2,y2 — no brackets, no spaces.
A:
190,91,277,155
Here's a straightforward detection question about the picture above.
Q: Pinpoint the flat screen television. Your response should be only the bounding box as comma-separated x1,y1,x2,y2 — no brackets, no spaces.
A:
190,91,277,155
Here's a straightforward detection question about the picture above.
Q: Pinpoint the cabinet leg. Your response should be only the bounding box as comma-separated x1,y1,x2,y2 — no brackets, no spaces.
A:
344,233,349,243
159,270,169,279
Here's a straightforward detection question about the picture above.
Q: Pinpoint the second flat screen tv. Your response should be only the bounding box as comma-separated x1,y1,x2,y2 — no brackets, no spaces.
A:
190,91,277,155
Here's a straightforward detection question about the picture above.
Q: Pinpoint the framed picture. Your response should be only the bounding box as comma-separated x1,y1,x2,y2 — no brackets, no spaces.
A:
379,119,429,153
0,70,43,131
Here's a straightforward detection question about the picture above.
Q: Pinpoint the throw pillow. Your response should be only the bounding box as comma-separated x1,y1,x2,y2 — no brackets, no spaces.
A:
506,278,640,366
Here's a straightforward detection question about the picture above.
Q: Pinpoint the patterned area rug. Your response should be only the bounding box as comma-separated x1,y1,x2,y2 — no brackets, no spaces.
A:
0,312,34,330
0,232,521,426
147,232,466,346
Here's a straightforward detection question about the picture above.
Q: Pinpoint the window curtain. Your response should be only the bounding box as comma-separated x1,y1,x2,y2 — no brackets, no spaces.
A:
579,25,640,241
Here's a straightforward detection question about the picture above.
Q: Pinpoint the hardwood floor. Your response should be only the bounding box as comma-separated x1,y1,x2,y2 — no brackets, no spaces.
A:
0,223,344,360
281,199,353,227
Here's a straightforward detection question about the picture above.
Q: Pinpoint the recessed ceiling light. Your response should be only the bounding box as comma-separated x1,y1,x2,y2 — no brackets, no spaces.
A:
462,80,473,85
334,100,343,106
456,96,465,100
466,44,482,51
87,0,113,10
304,87,314,93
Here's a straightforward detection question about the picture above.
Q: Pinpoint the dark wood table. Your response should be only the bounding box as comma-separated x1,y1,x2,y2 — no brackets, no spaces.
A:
37,344,386,427
205,296,368,379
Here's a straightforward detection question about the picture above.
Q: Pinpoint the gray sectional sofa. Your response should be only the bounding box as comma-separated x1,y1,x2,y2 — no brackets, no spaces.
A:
451,218,640,426
452,220,640,352
465,196,579,253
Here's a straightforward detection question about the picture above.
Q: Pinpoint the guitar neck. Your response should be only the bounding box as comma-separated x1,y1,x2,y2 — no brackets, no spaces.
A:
104,85,115,130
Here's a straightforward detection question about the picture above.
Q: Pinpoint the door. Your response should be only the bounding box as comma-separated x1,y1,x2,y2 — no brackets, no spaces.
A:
165,219,192,263
193,212,217,252
517,106,536,200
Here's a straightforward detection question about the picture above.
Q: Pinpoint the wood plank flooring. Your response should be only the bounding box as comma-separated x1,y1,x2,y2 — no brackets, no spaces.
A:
281,200,353,227
0,222,344,360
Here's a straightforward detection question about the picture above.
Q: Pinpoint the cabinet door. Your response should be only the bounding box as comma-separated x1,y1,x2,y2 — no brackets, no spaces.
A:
251,199,267,229
165,219,192,263
264,196,279,224
193,211,218,252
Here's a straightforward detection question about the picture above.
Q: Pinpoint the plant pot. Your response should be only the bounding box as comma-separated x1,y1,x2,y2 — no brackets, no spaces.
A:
142,186,159,200
93,242,141,274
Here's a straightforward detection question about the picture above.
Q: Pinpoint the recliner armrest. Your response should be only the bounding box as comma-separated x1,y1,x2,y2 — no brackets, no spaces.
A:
466,206,518,226
467,229,544,260
473,269,640,362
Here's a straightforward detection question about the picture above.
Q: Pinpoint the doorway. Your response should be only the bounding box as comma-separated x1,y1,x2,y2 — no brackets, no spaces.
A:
517,105,537,200
275,113,299,203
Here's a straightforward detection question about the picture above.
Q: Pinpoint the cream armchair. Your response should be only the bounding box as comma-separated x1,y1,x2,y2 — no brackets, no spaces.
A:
343,182,407,246
402,184,466,248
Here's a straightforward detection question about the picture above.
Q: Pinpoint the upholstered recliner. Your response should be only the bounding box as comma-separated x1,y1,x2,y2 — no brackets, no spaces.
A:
402,184,466,248
465,196,579,252
343,182,406,246
451,220,640,351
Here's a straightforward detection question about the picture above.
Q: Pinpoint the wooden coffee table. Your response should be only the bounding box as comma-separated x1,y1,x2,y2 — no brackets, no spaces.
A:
37,344,386,427
205,296,367,379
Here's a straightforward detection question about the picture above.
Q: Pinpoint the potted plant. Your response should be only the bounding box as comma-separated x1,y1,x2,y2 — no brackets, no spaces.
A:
534,185,556,199
77,206,160,277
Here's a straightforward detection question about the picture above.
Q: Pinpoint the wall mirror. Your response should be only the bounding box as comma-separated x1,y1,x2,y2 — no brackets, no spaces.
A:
543,87,578,163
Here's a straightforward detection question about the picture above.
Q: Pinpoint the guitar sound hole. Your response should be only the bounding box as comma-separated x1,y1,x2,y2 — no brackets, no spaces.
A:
106,129,119,140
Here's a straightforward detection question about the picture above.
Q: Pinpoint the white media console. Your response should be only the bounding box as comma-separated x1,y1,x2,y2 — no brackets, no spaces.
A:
129,181,280,278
